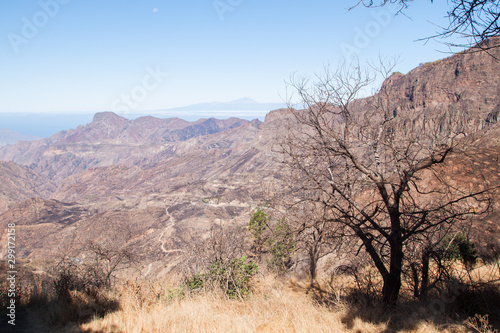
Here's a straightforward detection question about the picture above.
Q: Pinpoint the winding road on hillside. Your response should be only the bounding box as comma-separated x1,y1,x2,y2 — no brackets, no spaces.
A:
158,207,184,254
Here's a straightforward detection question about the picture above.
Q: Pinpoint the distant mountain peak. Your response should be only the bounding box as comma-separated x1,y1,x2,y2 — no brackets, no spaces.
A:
93,112,128,125
230,97,257,104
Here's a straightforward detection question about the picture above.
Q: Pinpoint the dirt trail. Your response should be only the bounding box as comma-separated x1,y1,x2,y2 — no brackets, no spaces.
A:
143,262,153,277
158,207,184,254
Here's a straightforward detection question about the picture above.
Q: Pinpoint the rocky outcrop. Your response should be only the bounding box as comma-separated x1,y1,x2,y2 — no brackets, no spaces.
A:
376,37,500,127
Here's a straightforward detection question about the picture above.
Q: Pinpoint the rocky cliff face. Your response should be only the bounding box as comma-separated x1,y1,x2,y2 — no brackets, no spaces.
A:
349,37,500,133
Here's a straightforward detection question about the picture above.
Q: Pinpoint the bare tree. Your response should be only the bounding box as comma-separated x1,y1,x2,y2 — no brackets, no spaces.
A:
402,219,474,298
82,241,137,288
183,223,247,277
353,0,500,50
280,59,492,305
289,201,344,285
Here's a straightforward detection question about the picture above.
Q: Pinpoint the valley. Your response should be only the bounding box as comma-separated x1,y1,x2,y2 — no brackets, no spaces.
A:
2,42,500,276
1,39,500,332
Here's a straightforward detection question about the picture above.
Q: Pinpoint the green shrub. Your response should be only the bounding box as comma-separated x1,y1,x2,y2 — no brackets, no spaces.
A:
266,218,296,275
439,233,477,268
185,256,258,299
249,208,269,255
185,275,204,291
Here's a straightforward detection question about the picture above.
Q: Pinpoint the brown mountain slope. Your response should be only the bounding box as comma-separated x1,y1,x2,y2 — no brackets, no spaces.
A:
0,116,280,275
51,119,277,203
0,161,55,214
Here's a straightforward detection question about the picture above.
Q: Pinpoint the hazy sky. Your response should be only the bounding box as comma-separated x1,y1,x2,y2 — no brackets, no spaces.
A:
0,0,460,115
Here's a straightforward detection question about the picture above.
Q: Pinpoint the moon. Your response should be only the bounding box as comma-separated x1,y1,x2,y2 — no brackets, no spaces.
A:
153,8,159,13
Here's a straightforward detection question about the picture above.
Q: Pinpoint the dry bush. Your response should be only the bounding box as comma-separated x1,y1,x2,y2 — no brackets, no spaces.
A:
465,314,499,333
181,224,259,299
40,249,130,327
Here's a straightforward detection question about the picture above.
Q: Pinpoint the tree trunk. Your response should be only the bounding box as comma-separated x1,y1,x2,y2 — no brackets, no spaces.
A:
383,212,403,306
309,249,317,285
410,262,420,298
383,241,403,306
382,272,401,306
419,248,430,299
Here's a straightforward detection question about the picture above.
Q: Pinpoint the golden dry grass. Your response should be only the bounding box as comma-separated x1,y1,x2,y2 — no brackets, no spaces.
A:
14,261,498,332
76,276,472,333
81,283,370,333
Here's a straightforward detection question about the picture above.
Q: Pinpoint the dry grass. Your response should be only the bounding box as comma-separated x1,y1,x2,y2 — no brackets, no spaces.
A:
81,279,370,333
6,261,498,332
77,276,473,333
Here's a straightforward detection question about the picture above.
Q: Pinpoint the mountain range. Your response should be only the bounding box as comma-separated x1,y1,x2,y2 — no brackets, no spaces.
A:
0,98,282,139
0,40,499,278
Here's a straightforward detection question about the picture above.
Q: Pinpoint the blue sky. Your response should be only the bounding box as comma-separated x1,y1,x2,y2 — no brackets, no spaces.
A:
0,0,460,116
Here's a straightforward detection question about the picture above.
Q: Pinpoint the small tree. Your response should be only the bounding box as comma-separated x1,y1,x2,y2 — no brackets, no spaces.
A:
248,208,269,256
439,233,477,268
267,218,296,275
403,227,474,299
289,201,345,284
83,241,136,288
